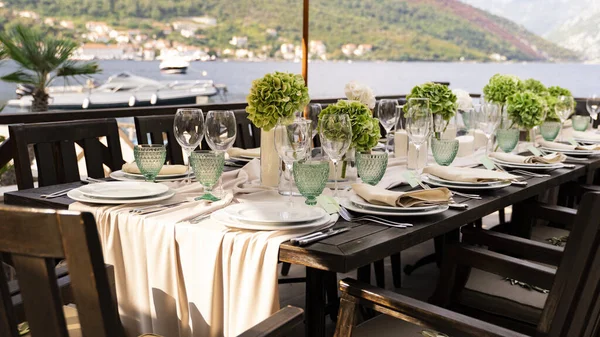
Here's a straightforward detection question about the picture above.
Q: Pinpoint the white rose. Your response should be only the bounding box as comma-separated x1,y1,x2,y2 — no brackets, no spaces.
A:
452,88,473,111
345,81,376,109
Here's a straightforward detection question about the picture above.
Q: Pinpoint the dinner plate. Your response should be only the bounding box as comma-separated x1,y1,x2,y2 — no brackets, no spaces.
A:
212,209,334,231
349,194,438,212
574,138,600,144
340,198,449,216
223,202,328,224
110,170,193,182
67,189,175,204
228,156,253,162
78,181,169,199
491,157,563,169
422,175,511,190
123,170,190,179
425,174,503,187
539,147,598,157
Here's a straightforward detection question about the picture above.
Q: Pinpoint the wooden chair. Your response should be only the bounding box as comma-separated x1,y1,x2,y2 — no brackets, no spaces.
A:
334,191,600,337
9,119,125,190
0,205,304,337
232,109,261,149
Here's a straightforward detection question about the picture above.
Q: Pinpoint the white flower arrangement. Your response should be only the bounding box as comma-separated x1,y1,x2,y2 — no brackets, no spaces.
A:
344,81,376,109
452,88,473,111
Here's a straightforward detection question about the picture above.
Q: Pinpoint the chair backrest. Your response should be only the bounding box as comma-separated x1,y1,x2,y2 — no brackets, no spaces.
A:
0,206,122,337
233,109,261,149
134,115,188,165
9,119,124,190
540,191,600,337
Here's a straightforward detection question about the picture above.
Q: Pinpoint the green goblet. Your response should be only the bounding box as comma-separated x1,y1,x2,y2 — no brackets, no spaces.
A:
356,152,388,185
540,121,561,141
293,160,330,206
431,138,459,166
572,115,590,132
134,144,166,182
496,128,520,153
190,150,225,201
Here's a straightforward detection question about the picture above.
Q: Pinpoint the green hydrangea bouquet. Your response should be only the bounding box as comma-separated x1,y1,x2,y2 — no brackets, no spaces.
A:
483,74,522,105
506,91,547,129
246,71,310,131
522,78,547,95
405,82,457,121
544,86,574,121
319,99,380,153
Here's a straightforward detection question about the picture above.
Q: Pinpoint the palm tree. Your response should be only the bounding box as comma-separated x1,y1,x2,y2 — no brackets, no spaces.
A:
0,25,100,112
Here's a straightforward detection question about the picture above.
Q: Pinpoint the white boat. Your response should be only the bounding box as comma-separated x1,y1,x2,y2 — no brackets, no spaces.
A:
159,57,190,74
8,72,225,110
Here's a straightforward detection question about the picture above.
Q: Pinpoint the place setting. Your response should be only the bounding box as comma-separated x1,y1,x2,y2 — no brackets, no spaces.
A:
421,165,518,191
488,151,567,172
537,138,600,158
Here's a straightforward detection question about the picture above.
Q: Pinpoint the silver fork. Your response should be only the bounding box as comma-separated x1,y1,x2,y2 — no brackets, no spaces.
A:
40,178,102,198
129,200,189,214
338,206,412,228
509,169,550,178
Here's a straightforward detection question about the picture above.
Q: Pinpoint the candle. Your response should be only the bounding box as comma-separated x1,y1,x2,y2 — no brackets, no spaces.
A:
469,129,488,149
456,135,475,157
407,141,427,169
394,130,408,157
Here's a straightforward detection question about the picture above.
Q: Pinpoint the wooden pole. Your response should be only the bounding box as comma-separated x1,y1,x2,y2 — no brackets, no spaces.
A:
302,0,309,86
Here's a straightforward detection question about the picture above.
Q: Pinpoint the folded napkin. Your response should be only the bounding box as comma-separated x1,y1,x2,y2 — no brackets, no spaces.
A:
539,139,600,151
423,166,519,183
352,183,451,208
572,130,600,142
227,147,260,158
489,152,565,164
122,162,187,175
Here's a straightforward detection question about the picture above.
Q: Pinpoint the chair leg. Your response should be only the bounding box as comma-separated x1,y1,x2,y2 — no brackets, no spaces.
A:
390,253,402,288
373,260,385,288
404,253,436,275
281,262,291,276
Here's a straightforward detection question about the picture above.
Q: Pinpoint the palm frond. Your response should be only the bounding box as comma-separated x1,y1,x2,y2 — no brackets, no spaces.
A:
1,70,38,85
51,61,100,84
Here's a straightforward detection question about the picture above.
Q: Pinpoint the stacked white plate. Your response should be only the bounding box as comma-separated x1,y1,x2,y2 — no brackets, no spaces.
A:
110,170,192,182
422,174,511,191
340,194,449,217
228,155,255,163
539,146,600,158
67,181,175,204
574,137,600,145
490,157,564,172
212,202,332,230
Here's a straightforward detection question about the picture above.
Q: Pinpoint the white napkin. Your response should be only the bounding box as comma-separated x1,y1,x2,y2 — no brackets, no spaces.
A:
227,147,260,158
571,130,600,143
539,139,600,151
423,166,518,183
352,183,451,208
122,162,187,175
489,152,565,164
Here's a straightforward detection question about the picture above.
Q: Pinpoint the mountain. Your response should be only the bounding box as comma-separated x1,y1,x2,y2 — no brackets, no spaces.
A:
460,0,600,62
0,0,578,62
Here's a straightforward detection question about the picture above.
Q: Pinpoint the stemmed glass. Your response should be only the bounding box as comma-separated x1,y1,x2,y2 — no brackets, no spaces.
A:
378,99,400,153
190,150,225,201
173,108,204,182
274,119,312,203
555,96,574,141
586,94,600,129
405,98,432,175
475,101,501,155
305,103,321,155
319,114,352,197
205,110,237,196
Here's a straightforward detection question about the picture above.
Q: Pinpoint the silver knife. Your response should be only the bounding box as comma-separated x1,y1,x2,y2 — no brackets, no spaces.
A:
511,180,528,186
295,227,350,246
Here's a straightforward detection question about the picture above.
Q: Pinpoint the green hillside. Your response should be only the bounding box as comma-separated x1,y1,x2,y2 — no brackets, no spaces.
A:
0,0,579,62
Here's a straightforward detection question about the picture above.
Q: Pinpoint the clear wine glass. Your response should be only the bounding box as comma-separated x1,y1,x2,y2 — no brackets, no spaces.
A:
586,94,600,129
555,95,574,141
378,99,400,153
274,119,312,203
476,101,501,155
173,108,204,182
205,110,237,196
319,114,352,197
405,98,432,175
306,103,322,156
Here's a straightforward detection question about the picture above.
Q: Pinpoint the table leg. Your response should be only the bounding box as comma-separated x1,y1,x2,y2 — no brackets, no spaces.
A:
305,267,327,337
509,198,536,238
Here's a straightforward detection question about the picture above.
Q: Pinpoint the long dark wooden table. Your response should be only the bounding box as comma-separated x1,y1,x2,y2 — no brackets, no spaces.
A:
2,162,591,337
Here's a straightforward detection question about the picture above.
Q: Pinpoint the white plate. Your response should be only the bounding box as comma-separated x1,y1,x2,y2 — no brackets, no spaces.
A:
123,170,190,179
422,175,511,190
491,161,563,172
350,194,438,212
425,174,503,187
340,198,449,217
110,170,193,182
574,138,600,144
78,181,169,199
491,157,563,169
223,202,327,224
213,209,334,231
539,147,598,156
228,156,253,162
67,189,175,204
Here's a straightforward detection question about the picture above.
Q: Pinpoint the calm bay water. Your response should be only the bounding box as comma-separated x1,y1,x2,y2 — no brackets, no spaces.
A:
1,60,600,113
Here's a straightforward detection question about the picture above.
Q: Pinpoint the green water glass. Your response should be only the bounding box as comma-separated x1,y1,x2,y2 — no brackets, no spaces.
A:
134,144,166,182
293,160,330,206
540,121,562,141
356,152,388,185
190,150,225,201
572,115,590,132
496,128,520,153
431,138,459,166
